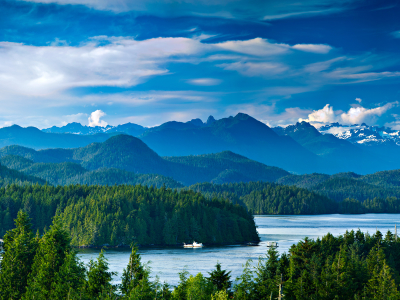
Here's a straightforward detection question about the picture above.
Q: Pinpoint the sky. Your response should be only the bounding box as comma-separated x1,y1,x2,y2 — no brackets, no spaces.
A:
1,0,400,129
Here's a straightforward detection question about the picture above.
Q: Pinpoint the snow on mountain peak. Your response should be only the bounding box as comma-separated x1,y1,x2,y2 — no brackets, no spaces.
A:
319,122,400,146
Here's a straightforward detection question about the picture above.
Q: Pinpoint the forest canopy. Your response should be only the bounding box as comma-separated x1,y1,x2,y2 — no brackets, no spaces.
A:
0,184,259,246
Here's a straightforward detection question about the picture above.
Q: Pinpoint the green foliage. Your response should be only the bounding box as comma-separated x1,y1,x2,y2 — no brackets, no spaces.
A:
172,272,214,300
121,244,150,296
165,151,289,184
207,263,232,293
188,181,337,215
85,250,117,298
0,162,45,187
23,218,86,300
190,181,400,215
0,211,38,300
0,154,183,188
232,230,400,300
0,184,259,246
278,171,400,203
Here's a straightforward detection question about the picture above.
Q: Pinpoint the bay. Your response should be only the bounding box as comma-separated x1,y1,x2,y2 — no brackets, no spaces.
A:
77,213,400,286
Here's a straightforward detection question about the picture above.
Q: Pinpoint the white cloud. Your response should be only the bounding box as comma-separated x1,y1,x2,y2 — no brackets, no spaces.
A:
304,57,347,73
0,37,204,98
88,110,108,127
301,102,398,125
301,104,338,123
216,38,289,56
187,78,221,86
340,102,397,124
292,44,332,54
355,97,362,103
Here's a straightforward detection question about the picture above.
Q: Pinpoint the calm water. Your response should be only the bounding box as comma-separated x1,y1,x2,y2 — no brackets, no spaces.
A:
77,214,400,286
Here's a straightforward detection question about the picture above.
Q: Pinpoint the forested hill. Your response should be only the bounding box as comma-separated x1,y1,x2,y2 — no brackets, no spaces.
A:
0,184,260,246
188,181,400,214
0,135,289,185
188,182,337,215
0,155,183,188
0,162,45,187
277,171,400,202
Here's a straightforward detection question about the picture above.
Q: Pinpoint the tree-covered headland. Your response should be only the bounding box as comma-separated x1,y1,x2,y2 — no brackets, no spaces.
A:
0,184,259,246
1,212,400,299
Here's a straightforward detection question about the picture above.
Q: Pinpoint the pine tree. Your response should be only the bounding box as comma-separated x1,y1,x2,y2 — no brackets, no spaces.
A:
120,244,154,299
0,211,38,300
207,262,232,292
23,217,84,300
85,249,117,298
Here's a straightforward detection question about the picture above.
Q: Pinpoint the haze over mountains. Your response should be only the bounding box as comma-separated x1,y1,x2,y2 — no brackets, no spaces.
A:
1,112,400,175
0,135,288,186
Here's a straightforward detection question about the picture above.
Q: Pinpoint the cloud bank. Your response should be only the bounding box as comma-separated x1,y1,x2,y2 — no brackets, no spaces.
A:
301,102,398,126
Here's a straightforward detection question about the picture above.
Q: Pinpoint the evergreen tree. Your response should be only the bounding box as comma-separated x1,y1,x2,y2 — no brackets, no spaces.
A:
253,246,280,299
120,244,154,299
0,211,38,300
85,250,117,299
207,262,232,292
23,218,85,300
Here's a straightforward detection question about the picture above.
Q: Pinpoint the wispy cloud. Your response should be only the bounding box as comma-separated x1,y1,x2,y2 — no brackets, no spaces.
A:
391,30,400,38
292,44,332,54
220,61,288,77
22,0,358,20
187,78,221,86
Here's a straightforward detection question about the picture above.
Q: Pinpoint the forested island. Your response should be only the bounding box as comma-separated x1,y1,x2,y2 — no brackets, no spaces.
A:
0,184,259,246
1,211,399,299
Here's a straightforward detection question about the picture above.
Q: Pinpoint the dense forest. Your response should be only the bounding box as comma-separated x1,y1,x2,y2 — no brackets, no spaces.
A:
189,182,400,214
1,212,399,299
0,163,45,187
278,172,400,202
0,155,183,188
0,184,259,246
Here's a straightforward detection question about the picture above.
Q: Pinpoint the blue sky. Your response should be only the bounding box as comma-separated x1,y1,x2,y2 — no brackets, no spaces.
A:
1,0,400,129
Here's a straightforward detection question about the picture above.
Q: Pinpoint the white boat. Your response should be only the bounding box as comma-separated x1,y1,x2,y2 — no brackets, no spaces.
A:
266,241,278,248
183,241,203,248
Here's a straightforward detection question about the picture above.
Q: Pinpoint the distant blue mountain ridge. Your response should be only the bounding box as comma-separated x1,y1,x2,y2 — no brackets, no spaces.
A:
0,113,398,174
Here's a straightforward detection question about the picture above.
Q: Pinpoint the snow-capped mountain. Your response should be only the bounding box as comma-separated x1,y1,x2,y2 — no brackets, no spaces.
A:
319,122,400,146
42,122,147,136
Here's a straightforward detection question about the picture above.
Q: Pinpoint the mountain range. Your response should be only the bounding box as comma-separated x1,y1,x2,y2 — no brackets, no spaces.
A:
0,135,289,186
1,113,400,174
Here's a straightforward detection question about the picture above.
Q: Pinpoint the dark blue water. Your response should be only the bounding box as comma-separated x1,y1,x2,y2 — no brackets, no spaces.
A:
77,214,400,286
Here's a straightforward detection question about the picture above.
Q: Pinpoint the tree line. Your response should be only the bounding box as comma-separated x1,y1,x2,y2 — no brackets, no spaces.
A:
1,211,399,299
189,182,400,215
